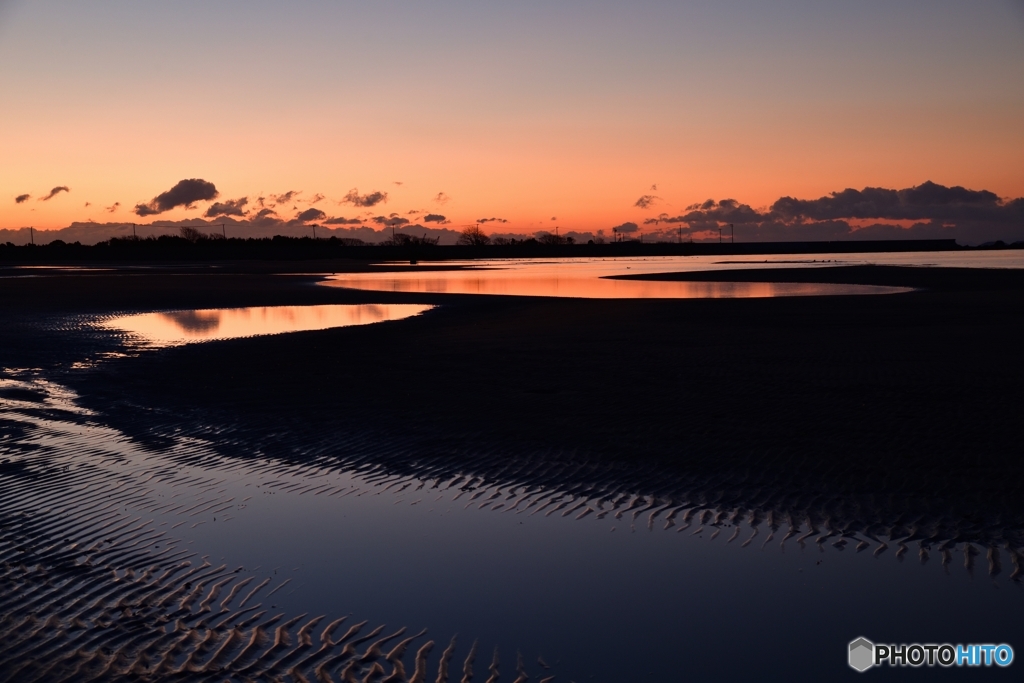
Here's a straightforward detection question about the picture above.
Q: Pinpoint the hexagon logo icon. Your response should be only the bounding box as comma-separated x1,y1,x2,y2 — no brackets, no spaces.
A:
849,637,875,672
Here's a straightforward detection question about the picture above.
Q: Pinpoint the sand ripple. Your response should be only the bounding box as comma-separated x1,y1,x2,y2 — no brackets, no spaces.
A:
0,374,552,683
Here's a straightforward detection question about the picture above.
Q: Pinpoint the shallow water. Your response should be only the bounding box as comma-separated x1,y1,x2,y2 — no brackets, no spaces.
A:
100,303,434,347
2,369,1021,681
323,250,1022,299
324,276,909,299
3,255,1022,680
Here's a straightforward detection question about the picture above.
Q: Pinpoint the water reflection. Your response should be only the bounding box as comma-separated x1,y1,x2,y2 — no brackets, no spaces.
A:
161,309,223,333
102,303,433,346
322,250,1020,299
326,275,910,299
3,371,1022,682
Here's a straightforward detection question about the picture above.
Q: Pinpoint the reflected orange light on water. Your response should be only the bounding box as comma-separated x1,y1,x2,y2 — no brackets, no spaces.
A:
323,252,1024,298
325,275,909,299
103,304,434,346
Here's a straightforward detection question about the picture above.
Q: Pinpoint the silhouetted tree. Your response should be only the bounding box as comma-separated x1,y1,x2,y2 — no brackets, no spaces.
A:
537,232,574,245
179,226,205,243
383,233,439,247
457,225,491,246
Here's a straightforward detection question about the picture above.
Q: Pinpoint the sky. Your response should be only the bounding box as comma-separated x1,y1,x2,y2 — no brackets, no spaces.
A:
1,0,1023,243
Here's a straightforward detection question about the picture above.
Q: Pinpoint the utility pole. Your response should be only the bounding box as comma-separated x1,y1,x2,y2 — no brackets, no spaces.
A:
312,225,317,239
731,223,734,244
718,227,722,243
132,223,137,239
222,224,226,239
29,227,34,245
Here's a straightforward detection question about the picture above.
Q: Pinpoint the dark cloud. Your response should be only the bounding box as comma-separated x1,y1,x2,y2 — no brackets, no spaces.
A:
771,181,1005,222
393,181,404,186
476,217,508,224
15,194,30,204
106,202,120,213
551,217,557,221
205,197,249,218
379,223,464,245
423,214,449,224
28,181,1022,246
433,192,450,205
3,217,466,246
371,214,409,228
273,190,301,204
134,179,219,216
650,184,658,191
306,193,325,204
84,202,91,207
251,208,283,227
295,208,327,223
658,198,763,225
40,186,70,201
634,194,659,209
661,181,1020,228
342,188,388,208
633,181,1024,245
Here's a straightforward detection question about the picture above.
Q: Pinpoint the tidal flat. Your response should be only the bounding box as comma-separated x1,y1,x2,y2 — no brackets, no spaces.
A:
2,255,1023,681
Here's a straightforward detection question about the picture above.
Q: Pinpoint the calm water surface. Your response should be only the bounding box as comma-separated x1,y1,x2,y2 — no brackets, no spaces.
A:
101,303,434,346
325,276,909,299
324,250,1021,299
2,371,1021,681
3,250,1022,680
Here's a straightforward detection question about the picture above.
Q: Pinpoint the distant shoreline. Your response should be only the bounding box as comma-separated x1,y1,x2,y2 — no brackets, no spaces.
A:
5,263,1021,549
5,236,1020,265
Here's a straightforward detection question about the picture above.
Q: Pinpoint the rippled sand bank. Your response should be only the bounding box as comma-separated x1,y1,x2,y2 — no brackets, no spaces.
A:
2,263,1023,680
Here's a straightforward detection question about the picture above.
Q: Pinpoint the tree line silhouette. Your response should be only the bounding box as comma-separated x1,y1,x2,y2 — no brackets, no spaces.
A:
0,224,977,263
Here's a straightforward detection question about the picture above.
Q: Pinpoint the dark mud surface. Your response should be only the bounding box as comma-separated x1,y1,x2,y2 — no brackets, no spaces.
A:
2,264,1023,681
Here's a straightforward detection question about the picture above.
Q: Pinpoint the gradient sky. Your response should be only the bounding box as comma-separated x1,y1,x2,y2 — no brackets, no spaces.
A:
2,0,1023,232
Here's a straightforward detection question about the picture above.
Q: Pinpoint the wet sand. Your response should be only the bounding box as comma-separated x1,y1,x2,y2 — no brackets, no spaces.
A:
3,263,1024,680
14,264,1013,458
140,269,1024,513
5,264,1024,543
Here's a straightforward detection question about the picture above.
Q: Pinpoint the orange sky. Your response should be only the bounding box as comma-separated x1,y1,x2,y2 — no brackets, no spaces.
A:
2,0,1022,234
